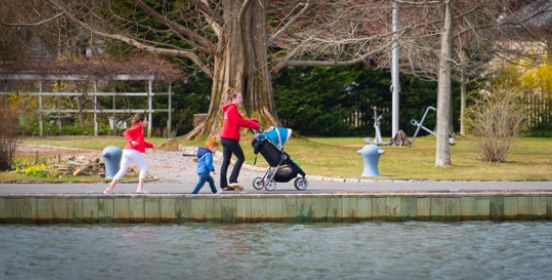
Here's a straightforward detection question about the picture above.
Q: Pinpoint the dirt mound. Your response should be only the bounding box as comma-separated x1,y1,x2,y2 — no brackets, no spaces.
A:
157,138,180,151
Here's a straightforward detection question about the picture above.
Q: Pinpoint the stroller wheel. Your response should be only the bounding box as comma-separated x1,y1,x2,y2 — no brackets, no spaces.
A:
252,177,264,190
294,177,308,191
265,181,277,191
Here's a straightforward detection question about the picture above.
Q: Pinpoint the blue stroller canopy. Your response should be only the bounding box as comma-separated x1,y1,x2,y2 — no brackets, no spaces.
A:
257,127,292,150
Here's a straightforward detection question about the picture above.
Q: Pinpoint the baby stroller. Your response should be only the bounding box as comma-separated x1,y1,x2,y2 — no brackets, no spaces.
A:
251,127,308,191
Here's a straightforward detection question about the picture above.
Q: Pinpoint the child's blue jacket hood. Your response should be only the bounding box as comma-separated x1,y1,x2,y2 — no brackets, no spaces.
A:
197,147,211,158
196,147,215,174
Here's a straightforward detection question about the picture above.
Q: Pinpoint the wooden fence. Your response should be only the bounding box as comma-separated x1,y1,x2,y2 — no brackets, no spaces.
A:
344,110,366,128
525,91,552,127
344,93,551,131
344,107,390,128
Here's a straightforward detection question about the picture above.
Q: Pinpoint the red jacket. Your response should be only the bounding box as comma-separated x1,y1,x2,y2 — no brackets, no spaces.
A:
220,102,259,141
123,124,154,153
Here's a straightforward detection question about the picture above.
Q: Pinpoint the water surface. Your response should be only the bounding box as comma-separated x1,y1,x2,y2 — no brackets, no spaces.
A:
1,222,551,279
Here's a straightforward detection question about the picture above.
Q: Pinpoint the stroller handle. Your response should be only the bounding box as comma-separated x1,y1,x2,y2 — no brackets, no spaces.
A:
248,128,263,135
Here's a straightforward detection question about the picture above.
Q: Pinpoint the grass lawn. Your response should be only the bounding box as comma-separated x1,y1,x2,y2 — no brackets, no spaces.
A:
182,134,552,181
1,136,166,183
10,135,552,181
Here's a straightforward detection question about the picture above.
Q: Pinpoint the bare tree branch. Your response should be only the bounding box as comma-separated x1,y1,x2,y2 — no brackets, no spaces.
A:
105,2,172,35
395,0,441,4
199,0,223,38
268,1,310,46
0,12,63,26
135,0,215,54
47,0,213,77
285,44,389,67
270,42,308,75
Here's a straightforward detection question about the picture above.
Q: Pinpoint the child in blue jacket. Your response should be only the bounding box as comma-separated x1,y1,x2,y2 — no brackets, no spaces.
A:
192,139,218,194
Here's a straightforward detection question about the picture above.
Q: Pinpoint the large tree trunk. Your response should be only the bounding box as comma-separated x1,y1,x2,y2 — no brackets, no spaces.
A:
435,0,453,167
186,0,278,139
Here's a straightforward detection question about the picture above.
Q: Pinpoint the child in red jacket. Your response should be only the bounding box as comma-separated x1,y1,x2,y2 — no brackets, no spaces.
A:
219,89,259,191
104,113,155,194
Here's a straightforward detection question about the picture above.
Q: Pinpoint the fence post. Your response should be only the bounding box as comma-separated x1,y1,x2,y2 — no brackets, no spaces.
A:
94,80,98,136
56,80,62,133
39,81,43,136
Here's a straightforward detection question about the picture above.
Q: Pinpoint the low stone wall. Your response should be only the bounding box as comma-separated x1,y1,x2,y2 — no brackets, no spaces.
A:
1,193,551,223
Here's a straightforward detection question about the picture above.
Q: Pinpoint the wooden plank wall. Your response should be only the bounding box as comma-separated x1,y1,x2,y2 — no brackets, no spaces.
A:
1,194,551,223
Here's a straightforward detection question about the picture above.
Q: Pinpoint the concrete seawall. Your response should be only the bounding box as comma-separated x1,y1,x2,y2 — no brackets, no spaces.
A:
1,193,552,223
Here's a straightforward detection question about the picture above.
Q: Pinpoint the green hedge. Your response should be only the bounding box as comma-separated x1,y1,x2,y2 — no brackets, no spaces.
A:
525,118,552,137
273,65,462,136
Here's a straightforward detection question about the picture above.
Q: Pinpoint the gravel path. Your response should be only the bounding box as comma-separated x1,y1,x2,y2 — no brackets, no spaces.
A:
144,150,265,184
17,144,271,187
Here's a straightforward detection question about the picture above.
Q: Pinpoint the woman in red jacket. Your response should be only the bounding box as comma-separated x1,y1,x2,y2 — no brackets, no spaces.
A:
219,89,259,191
104,113,155,194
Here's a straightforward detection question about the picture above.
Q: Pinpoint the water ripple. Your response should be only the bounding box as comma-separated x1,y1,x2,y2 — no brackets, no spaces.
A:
0,222,551,279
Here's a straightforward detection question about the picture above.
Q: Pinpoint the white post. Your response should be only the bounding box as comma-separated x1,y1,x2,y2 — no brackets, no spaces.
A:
94,80,98,136
168,82,172,137
39,81,43,136
391,0,400,138
147,80,152,137
56,80,61,132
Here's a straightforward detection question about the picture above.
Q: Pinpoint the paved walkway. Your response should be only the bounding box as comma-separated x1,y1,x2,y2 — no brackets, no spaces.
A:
1,181,551,195
3,145,551,195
